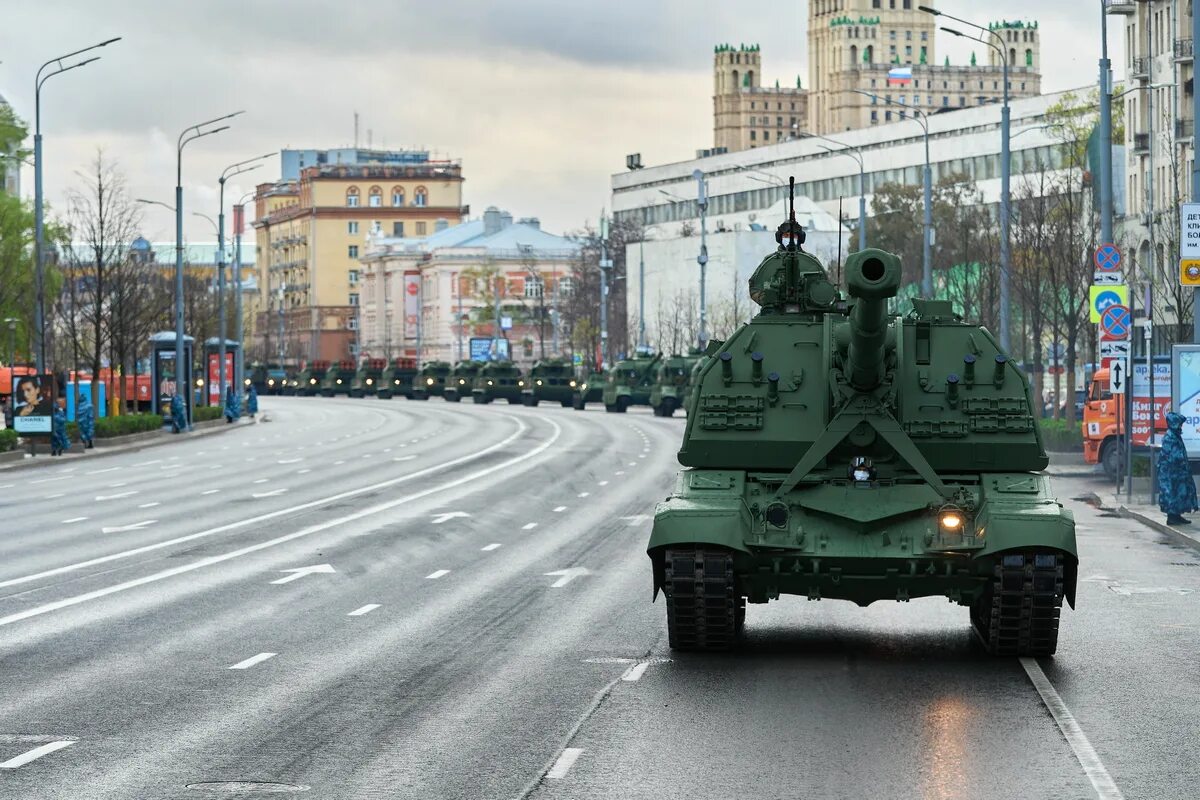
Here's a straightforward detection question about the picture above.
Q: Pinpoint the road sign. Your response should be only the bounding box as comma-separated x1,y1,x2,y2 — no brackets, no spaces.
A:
1099,304,1132,339
1094,243,1122,271
1182,259,1200,286
1182,203,1200,258
1109,357,1128,393
1089,285,1128,322
500,316,513,331
1093,271,1122,286
1100,340,1132,359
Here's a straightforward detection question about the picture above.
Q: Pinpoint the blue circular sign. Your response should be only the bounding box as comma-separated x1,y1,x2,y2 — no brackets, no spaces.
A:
1094,290,1123,315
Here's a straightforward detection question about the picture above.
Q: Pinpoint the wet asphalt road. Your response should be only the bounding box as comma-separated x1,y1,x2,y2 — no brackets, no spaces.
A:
0,397,1197,800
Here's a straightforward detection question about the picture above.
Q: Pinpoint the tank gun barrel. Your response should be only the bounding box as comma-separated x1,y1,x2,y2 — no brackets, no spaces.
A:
844,249,902,391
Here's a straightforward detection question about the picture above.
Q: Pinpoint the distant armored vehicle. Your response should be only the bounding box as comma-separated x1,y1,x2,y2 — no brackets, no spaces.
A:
602,352,661,413
649,352,703,417
296,361,330,397
647,185,1077,656
472,361,524,404
320,360,356,397
521,359,576,407
571,371,605,410
412,361,452,400
350,358,387,398
378,358,418,399
444,361,485,402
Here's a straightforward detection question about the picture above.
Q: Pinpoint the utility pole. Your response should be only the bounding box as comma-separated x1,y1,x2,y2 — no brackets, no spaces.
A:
456,271,463,361
599,214,612,368
1099,1,1114,245
1194,0,1200,344
694,169,709,350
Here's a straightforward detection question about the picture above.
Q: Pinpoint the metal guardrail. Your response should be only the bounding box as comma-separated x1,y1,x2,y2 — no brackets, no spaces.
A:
1131,56,1150,79
1104,0,1136,15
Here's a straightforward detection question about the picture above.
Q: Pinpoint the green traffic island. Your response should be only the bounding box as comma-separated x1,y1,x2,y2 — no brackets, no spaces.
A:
320,360,357,397
570,372,604,410
471,361,524,404
603,352,661,413
443,361,485,402
411,361,452,400
520,359,576,407
378,357,418,399
647,239,1077,657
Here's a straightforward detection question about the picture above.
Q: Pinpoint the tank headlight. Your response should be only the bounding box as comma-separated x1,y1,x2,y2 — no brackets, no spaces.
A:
938,510,964,532
459,379,465,385
569,380,577,388
310,378,317,384
581,383,587,390
487,380,494,386
535,380,542,386
426,378,434,385
518,380,524,387
268,379,275,386
366,378,373,385
336,379,343,384
394,379,401,384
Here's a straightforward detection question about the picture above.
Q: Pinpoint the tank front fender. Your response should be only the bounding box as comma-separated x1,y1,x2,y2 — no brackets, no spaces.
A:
973,507,1078,608
647,497,753,599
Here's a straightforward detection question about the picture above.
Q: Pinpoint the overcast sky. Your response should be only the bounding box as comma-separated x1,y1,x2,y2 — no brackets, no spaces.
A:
3,1,1125,241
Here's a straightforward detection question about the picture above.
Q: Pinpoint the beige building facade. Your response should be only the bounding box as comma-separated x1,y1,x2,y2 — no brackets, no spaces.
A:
713,44,808,151
252,155,467,365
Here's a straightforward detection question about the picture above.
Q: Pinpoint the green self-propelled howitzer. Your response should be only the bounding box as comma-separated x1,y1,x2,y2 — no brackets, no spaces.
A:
647,189,1077,656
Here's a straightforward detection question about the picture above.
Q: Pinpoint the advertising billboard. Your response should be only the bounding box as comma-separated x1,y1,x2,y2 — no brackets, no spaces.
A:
469,337,509,362
1173,345,1200,456
12,374,54,434
1130,362,1171,446
207,353,234,405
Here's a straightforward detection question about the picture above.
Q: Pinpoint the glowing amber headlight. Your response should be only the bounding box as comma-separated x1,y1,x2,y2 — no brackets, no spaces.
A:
939,510,964,531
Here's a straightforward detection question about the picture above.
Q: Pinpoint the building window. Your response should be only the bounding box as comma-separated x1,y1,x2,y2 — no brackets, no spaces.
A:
776,116,783,126
393,221,405,237
368,186,382,207
416,221,427,235
921,30,928,41
349,269,359,285
525,275,544,298
348,317,358,330
391,187,405,206
348,221,359,234
349,293,359,307
414,186,428,207
346,187,360,207
885,110,892,121
959,96,966,106
871,110,878,122
942,96,949,106
889,30,896,40
348,245,359,258
751,130,757,141
906,30,912,41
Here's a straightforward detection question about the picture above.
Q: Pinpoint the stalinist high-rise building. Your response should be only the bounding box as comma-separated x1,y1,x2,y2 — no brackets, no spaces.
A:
714,1,1043,151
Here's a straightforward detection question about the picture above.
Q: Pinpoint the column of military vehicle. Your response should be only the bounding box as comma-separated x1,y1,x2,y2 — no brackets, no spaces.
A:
411,361,452,400
350,358,387,398
444,361,485,402
378,358,417,399
295,360,330,397
644,180,1077,657
649,351,704,417
320,360,356,397
472,361,524,404
602,352,661,413
521,359,576,407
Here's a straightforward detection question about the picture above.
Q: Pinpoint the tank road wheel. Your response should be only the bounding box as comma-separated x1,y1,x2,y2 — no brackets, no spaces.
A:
971,551,1064,657
661,398,676,418
1099,438,1123,481
617,396,630,413
561,399,573,408
664,548,742,651
605,403,620,413
573,396,585,410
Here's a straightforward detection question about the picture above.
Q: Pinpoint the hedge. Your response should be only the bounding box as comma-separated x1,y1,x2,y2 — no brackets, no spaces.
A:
92,413,166,438
0,429,16,452
194,406,225,422
1038,418,1083,452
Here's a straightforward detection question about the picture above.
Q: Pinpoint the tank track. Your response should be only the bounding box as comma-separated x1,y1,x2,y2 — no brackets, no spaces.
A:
972,551,1063,656
664,548,744,651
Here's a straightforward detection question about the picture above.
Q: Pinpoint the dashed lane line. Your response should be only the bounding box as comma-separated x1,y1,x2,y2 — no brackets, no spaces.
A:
1020,657,1125,800
577,492,590,498
61,517,87,524
425,570,451,580
139,502,161,509
0,740,76,769
347,604,380,616
481,543,502,551
522,523,538,530
545,748,583,780
229,652,276,670
553,506,567,513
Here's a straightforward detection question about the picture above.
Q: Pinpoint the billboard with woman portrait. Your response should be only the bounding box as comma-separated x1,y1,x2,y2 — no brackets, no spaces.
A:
12,374,53,434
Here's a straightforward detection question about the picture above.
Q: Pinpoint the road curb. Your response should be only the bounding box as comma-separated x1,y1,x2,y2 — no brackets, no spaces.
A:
0,416,258,472
1117,505,1200,552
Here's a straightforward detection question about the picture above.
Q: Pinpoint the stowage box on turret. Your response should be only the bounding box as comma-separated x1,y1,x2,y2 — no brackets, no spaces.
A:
647,182,1077,656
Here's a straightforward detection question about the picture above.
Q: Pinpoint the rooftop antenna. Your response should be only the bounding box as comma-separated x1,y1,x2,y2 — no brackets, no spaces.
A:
354,111,359,148
788,176,795,226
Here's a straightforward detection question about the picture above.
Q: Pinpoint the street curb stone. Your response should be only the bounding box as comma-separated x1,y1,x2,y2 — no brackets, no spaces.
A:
1118,506,1200,553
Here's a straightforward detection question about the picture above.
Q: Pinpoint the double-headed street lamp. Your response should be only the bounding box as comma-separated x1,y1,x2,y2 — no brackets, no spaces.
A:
920,4,1012,351
33,37,122,374
851,89,933,298
797,133,867,253
174,112,243,428
216,154,271,407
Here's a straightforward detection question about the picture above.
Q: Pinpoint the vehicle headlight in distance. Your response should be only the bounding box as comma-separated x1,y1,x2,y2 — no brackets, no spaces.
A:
394,379,401,384
938,509,964,532
366,378,373,385
426,378,434,385
268,379,275,386
310,378,317,384
336,379,343,384
196,379,203,387
518,380,524,387
488,380,494,386
569,380,576,388
536,380,542,386
581,383,587,390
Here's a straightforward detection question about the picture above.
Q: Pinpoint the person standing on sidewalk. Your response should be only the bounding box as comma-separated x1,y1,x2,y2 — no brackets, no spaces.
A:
1158,411,1198,526
246,383,258,419
170,391,187,434
76,390,95,449
50,397,70,456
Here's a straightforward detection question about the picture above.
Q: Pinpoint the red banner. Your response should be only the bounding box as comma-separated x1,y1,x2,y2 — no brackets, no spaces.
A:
207,353,234,404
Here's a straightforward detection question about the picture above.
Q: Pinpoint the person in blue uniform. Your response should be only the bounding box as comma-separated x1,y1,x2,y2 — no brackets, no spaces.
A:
223,384,241,423
170,392,187,433
246,384,259,418
76,390,96,449
1158,411,1198,525
51,397,70,456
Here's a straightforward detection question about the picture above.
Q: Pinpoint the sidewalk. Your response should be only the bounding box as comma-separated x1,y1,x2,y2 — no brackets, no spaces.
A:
1095,479,1200,553
0,413,264,472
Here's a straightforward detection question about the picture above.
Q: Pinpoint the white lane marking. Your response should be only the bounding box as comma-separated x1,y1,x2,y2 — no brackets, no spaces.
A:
132,460,162,467
553,506,567,513
0,418,552,622
271,564,336,584
0,484,13,489
522,522,538,530
44,493,64,500
85,467,118,475
95,491,137,501
253,478,269,484
615,471,625,475
628,462,637,467
101,520,156,534
229,652,277,670
361,454,373,459
138,502,161,509
638,454,646,459
431,511,470,524
108,482,128,488
30,476,68,484
481,543,502,551
621,662,651,682
0,740,76,769
62,517,88,524
297,468,311,474
347,604,380,616
394,456,416,462
202,489,220,495
334,460,345,465
546,748,583,780
621,515,650,526
425,570,450,580
598,481,608,487
277,458,302,464
252,489,288,498
208,465,222,470
577,492,590,498
1020,657,1125,800
545,568,591,588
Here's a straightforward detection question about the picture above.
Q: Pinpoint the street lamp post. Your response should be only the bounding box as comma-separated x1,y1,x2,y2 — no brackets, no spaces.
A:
694,170,709,350
636,223,667,352
33,37,122,375
5,319,16,391
1099,2,1115,245
234,190,256,395
923,5,1011,351
175,112,242,428
599,214,612,368
850,90,932,296
216,155,271,411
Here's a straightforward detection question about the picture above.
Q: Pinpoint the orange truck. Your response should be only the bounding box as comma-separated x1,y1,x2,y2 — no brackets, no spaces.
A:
1082,364,1170,478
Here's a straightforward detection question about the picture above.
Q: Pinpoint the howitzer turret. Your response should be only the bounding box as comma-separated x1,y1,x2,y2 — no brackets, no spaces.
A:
843,249,901,391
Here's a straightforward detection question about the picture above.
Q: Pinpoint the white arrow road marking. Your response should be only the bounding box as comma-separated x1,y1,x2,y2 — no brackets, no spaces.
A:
431,512,470,524
229,652,276,670
545,567,591,588
252,489,288,498
347,604,380,616
481,543,502,551
95,491,137,501
271,564,336,584
0,740,76,769
522,522,538,530
621,515,649,526
101,520,156,534
425,570,450,580
621,662,651,682
546,748,583,779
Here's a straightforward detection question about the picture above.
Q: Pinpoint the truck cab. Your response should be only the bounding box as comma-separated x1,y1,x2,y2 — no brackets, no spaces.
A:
1082,366,1168,479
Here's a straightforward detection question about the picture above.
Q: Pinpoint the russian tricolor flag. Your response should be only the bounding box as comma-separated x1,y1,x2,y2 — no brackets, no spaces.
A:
887,66,913,85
